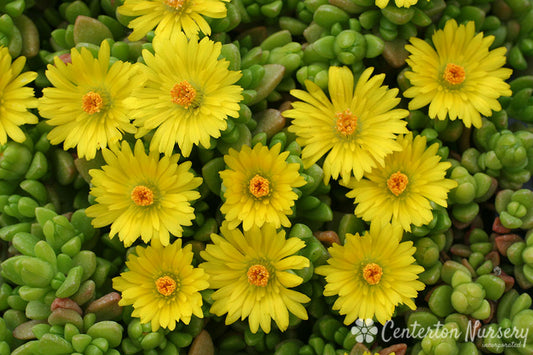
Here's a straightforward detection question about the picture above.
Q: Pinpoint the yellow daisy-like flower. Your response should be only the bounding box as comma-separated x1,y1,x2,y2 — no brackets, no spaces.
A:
345,133,457,232
219,143,306,231
113,239,209,331
404,19,512,128
38,41,144,160
0,46,38,144
118,0,228,41
199,223,310,333
375,0,418,8
85,140,202,247
315,222,425,325
283,66,408,183
130,32,242,157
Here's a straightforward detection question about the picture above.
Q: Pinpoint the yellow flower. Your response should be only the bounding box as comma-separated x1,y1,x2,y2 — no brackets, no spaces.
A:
130,32,242,157
315,222,425,325
376,0,418,8
404,19,512,128
0,46,37,144
118,0,229,41
38,41,144,160
199,223,310,333
345,133,457,232
219,143,306,231
85,140,202,247
113,239,209,331
283,66,408,183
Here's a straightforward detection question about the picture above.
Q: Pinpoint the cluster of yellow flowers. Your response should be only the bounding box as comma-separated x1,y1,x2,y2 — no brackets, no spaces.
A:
0,0,513,336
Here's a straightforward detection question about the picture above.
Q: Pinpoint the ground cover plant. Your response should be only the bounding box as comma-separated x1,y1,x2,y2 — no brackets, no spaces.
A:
1,0,533,354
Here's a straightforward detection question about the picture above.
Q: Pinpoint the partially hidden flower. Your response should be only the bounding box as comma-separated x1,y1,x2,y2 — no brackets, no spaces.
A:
376,0,418,8
315,222,425,325
86,140,202,247
283,66,408,183
0,46,38,144
219,143,306,231
129,32,242,157
118,0,229,41
345,132,457,232
404,19,512,128
199,223,310,333
113,239,209,331
38,40,144,160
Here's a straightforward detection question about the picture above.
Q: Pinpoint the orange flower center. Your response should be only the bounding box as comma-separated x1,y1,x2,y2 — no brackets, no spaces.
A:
335,109,358,136
247,265,269,287
362,263,383,285
387,171,409,196
82,91,103,114
443,63,465,85
171,81,197,108
249,175,270,198
155,275,177,296
164,0,185,8
131,185,154,206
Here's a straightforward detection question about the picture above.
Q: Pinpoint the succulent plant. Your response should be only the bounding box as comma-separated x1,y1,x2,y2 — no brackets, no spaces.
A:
505,229,533,288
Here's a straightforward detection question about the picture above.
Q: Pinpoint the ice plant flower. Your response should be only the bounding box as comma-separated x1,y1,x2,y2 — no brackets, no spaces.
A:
113,239,209,331
375,0,418,8
403,19,512,128
85,140,202,246
199,223,310,333
345,133,457,232
118,0,229,41
283,66,408,183
0,46,38,144
130,32,242,157
219,143,306,231
38,40,144,160
315,222,425,325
